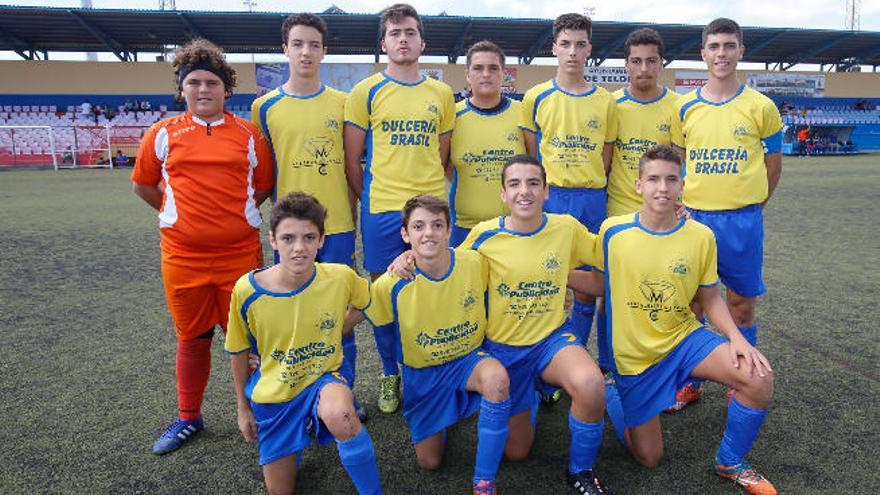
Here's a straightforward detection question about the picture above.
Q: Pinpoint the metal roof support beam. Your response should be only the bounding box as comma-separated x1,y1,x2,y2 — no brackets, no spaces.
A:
847,45,880,68
519,27,553,65
596,28,638,66
374,19,382,63
663,36,702,66
0,27,38,60
177,13,204,40
746,30,788,56
448,19,473,64
67,9,132,61
780,32,856,70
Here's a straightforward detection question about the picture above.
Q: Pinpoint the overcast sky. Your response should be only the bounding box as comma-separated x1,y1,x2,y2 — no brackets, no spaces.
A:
6,0,879,30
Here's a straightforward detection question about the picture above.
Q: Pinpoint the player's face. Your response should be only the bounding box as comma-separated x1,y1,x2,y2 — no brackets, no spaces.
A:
284,25,326,78
180,70,226,121
466,51,504,100
701,33,744,80
401,207,449,260
625,44,662,93
501,163,549,220
636,159,682,214
270,217,324,275
552,29,591,76
381,17,424,66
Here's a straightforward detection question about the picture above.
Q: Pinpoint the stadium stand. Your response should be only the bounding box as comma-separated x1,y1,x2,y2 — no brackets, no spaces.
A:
775,97,880,154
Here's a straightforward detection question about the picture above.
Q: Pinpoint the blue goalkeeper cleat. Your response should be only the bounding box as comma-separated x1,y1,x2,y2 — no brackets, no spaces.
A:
152,417,204,455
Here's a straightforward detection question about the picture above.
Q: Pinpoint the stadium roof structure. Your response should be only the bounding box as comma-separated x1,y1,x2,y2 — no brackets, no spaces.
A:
1,5,879,70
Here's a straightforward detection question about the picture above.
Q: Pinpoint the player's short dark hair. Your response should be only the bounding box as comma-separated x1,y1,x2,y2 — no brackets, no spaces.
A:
282,13,328,46
624,28,665,60
401,195,450,229
171,39,236,101
702,18,743,47
380,3,424,39
466,40,506,68
638,144,682,177
501,154,547,186
270,192,327,236
553,13,592,42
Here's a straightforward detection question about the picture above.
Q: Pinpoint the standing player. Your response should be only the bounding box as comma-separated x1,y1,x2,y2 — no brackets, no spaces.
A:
132,39,274,454
449,40,525,247
226,193,382,495
595,145,776,495
465,155,610,494
251,13,365,420
365,195,510,495
520,13,618,348
344,3,456,413
673,18,783,360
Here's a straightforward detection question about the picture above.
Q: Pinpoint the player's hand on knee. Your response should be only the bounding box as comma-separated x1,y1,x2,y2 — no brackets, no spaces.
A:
237,406,258,444
728,336,772,378
387,250,416,279
248,352,261,373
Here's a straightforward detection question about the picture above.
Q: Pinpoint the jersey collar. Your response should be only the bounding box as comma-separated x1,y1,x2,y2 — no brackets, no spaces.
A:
695,84,746,106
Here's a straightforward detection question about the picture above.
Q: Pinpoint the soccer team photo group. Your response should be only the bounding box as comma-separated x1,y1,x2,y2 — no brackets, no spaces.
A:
2,2,878,495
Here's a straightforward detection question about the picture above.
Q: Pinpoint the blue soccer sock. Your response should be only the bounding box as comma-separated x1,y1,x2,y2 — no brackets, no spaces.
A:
715,397,768,466
568,413,605,474
337,428,383,495
342,333,358,385
573,300,596,345
473,398,511,483
604,382,626,445
595,309,610,371
738,323,758,347
372,324,398,376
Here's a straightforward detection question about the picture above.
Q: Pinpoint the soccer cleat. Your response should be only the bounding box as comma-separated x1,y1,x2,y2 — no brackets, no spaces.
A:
567,469,610,495
712,458,777,495
664,382,703,413
152,417,204,455
473,479,496,495
378,374,401,413
541,389,563,405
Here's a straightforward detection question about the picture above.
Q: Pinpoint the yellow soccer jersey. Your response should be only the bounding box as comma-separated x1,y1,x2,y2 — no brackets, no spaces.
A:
363,249,488,368
673,85,783,210
519,79,618,189
595,213,719,375
225,263,370,403
463,214,598,346
344,71,456,214
450,97,525,228
607,87,683,217
251,85,353,235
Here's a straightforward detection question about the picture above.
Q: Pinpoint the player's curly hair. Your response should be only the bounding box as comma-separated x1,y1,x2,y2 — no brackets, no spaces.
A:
638,144,682,177
171,39,237,101
553,13,592,42
271,192,327,236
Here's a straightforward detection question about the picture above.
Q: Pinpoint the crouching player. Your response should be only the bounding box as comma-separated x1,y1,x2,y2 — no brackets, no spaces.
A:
225,193,383,495
365,195,510,495
591,145,776,495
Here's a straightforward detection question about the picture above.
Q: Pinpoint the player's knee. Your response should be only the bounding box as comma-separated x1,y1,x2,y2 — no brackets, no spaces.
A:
319,403,360,441
631,441,663,468
728,298,756,326
416,452,443,471
504,441,531,462
566,370,604,406
479,362,510,402
266,484,295,495
504,421,534,462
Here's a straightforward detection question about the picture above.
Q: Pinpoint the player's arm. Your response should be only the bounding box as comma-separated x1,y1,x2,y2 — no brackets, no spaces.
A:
343,307,366,337
254,189,272,206
386,249,416,280
762,152,782,206
439,131,452,174
133,183,163,210
696,285,772,377
229,351,258,443
343,123,366,198
602,143,614,176
523,132,537,157
567,269,603,297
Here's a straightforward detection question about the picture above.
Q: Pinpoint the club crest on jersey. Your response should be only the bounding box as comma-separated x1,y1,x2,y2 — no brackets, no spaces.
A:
543,251,561,274
668,258,690,277
732,122,752,139
585,118,601,130
639,280,675,305
426,103,439,115
325,117,340,130
657,122,671,133
628,279,689,323
496,282,512,297
507,132,520,142
460,289,477,310
315,312,337,334
303,137,334,175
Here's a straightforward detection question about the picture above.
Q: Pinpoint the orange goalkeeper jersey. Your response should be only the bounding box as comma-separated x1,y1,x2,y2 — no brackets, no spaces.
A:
132,110,275,256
